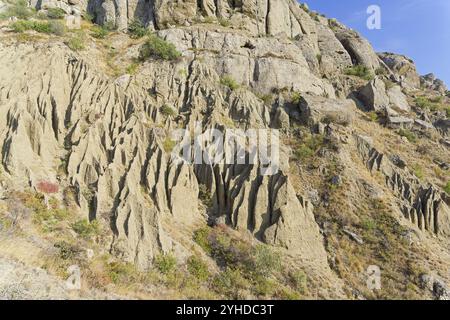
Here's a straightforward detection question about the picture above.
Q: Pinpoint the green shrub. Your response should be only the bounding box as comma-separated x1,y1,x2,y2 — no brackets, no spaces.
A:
128,20,148,39
397,129,417,143
253,277,277,296
54,241,81,260
253,245,281,276
293,135,324,161
49,20,65,36
71,219,99,238
140,34,181,61
198,184,213,208
444,181,450,194
187,256,209,281
218,18,230,27
107,261,138,284
82,12,94,22
220,76,239,91
193,227,212,254
91,26,109,39
11,20,52,33
290,270,308,294
412,165,424,180
125,62,139,75
154,253,177,274
163,138,176,153
291,91,303,104
344,65,374,80
212,268,250,298
367,111,379,122
160,105,177,117
46,7,66,20
0,0,35,20
66,34,85,51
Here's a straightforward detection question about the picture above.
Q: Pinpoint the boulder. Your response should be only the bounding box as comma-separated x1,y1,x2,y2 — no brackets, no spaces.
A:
421,73,448,94
387,85,410,111
378,52,421,89
299,94,355,126
358,78,390,111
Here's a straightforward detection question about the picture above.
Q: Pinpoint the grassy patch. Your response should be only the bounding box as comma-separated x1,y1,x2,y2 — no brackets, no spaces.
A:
163,138,176,153
444,181,450,194
154,253,177,275
220,76,239,91
18,192,69,233
128,20,148,39
71,219,100,239
66,34,85,51
291,91,303,104
293,134,325,161
160,105,177,117
397,129,417,143
140,34,181,61
187,256,210,281
412,165,424,180
91,26,109,39
0,0,35,20
344,65,374,81
46,7,66,20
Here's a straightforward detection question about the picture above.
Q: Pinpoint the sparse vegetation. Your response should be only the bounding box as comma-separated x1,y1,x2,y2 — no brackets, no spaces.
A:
220,76,239,91
187,256,209,281
293,134,325,161
71,219,100,239
46,7,66,20
160,105,177,117
344,65,374,80
163,138,176,153
11,20,52,33
0,0,35,20
397,128,417,143
154,253,177,275
66,34,85,51
412,164,424,180
192,226,308,299
128,20,148,39
291,91,303,104
140,34,181,61
367,111,379,122
444,181,450,194
91,26,109,39
198,184,213,208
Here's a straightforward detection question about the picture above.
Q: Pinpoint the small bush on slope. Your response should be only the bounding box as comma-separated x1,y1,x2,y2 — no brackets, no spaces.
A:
140,35,181,61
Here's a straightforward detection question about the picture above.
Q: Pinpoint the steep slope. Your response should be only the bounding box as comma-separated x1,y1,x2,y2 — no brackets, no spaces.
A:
0,0,449,299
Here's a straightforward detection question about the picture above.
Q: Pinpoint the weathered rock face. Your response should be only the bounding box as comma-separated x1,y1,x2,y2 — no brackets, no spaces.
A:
378,52,421,89
357,78,390,111
0,40,330,271
421,73,448,94
356,135,450,236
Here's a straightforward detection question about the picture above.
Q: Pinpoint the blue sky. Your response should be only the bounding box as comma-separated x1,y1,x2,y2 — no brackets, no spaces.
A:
305,0,450,86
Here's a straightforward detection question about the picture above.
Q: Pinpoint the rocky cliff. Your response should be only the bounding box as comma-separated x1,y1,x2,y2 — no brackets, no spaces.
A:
0,0,449,300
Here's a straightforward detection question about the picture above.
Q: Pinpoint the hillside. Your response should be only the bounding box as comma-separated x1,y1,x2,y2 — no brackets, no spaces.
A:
0,0,449,300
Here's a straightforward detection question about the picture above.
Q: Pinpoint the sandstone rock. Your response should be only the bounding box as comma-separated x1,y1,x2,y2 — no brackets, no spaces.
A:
355,135,450,236
357,78,389,111
299,94,355,126
378,52,421,89
421,73,448,94
387,116,414,129
334,29,380,71
387,85,410,111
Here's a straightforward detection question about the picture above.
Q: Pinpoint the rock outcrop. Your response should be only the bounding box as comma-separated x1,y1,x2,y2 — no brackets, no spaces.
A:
356,135,450,236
